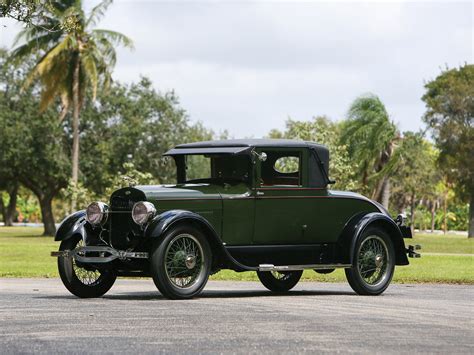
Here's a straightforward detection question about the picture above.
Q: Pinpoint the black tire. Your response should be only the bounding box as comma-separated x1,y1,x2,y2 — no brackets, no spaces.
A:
314,268,335,275
58,235,116,298
150,225,212,300
257,270,303,292
345,226,395,295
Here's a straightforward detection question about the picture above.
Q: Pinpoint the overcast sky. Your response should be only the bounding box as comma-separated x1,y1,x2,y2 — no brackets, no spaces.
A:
1,0,472,138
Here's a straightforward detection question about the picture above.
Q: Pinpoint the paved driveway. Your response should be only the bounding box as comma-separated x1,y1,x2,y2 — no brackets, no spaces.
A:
0,278,473,353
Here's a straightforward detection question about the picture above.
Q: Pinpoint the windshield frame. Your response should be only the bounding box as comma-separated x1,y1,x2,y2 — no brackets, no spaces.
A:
172,153,253,187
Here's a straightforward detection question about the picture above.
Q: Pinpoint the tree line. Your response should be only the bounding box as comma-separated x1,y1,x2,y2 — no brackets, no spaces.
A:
0,0,472,237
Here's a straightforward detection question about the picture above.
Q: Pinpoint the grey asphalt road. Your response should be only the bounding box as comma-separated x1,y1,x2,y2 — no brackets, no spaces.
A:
0,279,473,354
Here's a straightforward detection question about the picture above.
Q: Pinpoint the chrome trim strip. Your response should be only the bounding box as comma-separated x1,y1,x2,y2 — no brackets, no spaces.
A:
258,263,351,272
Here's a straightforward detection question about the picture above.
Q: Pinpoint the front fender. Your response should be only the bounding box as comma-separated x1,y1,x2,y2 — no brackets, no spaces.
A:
339,212,409,266
144,209,256,272
55,210,87,242
144,210,218,239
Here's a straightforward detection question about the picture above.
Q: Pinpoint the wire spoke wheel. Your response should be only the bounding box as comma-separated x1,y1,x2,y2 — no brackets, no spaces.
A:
357,235,389,286
345,227,395,296
164,234,205,289
72,239,102,286
57,235,116,298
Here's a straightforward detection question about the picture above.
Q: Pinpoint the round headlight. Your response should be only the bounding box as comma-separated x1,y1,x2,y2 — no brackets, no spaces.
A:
132,201,156,226
85,202,108,226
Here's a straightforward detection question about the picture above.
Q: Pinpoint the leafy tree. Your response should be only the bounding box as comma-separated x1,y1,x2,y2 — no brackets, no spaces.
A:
0,89,69,235
422,64,474,237
341,94,399,208
268,116,357,191
0,47,69,235
1,0,40,24
390,132,439,234
10,0,133,209
0,47,24,226
76,77,213,197
0,49,19,226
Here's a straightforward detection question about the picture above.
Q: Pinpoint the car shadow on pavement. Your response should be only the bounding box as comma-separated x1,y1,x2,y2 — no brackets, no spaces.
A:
35,289,354,301
199,289,355,298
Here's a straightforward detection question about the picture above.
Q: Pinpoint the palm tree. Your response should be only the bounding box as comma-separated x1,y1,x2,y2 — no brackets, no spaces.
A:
10,0,133,209
341,94,399,208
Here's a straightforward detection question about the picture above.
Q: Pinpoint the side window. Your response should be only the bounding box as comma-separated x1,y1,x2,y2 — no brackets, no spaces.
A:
186,155,211,181
260,152,301,187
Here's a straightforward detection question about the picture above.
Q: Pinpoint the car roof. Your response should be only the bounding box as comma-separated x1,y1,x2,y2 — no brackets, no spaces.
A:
174,139,327,150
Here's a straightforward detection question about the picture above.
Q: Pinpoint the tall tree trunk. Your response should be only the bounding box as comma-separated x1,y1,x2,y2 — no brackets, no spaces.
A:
443,189,448,235
0,194,5,225
430,201,436,233
38,193,56,236
379,176,390,210
410,191,416,235
71,53,81,211
4,183,18,226
469,193,473,238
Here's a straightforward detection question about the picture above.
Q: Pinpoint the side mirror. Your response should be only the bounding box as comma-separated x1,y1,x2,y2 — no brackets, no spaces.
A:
251,150,267,163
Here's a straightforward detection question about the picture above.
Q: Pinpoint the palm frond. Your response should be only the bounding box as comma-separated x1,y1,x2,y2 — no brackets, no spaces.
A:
38,55,70,111
92,29,134,49
367,147,402,181
86,0,113,27
81,53,98,99
9,33,59,64
27,36,72,86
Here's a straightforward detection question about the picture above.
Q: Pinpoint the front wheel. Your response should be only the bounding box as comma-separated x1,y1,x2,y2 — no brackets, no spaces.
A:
345,227,395,295
58,235,116,298
150,226,211,299
257,270,303,292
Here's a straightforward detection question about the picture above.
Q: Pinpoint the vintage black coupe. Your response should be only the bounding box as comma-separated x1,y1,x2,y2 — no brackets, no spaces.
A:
52,139,418,299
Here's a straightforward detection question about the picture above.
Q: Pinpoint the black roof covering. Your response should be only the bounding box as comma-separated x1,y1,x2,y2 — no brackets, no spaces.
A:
165,139,331,188
173,139,327,151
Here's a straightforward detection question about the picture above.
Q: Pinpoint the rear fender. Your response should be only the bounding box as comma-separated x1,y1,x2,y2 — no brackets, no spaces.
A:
339,212,409,266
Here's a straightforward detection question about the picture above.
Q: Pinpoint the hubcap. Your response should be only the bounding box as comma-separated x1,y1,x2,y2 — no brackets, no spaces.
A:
357,235,390,287
164,234,205,289
185,255,197,269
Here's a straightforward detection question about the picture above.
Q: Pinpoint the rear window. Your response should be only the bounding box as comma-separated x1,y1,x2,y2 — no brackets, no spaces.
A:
260,151,301,186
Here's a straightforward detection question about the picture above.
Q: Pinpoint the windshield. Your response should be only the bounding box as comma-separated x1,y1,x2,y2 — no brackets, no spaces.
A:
185,155,250,185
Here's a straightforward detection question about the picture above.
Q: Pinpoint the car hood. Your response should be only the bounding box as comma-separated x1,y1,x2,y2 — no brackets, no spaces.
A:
133,184,222,201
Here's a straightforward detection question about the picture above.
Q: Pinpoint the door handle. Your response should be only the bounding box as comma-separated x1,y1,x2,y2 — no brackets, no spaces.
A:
256,191,265,196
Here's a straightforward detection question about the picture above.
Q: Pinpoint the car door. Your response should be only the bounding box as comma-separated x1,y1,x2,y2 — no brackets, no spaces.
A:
218,155,255,246
252,148,308,245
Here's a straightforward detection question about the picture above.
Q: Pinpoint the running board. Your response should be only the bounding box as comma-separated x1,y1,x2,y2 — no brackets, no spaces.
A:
258,263,351,272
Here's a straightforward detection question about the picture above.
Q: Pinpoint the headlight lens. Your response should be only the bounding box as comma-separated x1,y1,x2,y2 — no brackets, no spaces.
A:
85,202,108,226
132,201,156,226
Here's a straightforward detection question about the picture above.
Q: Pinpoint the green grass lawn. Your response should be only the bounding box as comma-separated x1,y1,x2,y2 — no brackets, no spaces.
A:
0,227,473,283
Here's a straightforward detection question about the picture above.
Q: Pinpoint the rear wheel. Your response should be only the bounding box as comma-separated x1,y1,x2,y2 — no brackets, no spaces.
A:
345,226,395,295
150,226,211,299
314,268,335,275
257,270,303,292
58,235,116,298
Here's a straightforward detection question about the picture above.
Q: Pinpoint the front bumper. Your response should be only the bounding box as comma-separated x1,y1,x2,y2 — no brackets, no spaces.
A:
51,246,148,263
